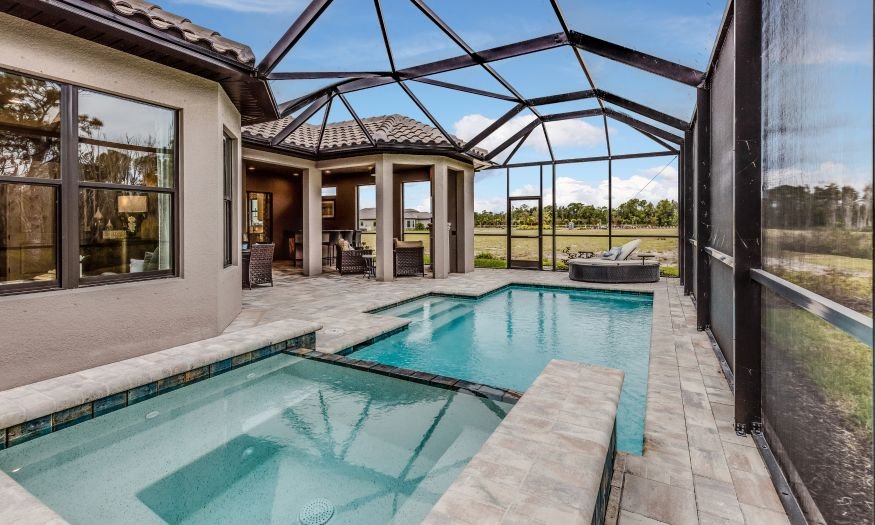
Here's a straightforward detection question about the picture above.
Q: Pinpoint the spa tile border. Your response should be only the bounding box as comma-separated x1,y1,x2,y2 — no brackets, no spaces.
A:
283,347,523,404
1,333,316,450
365,282,654,314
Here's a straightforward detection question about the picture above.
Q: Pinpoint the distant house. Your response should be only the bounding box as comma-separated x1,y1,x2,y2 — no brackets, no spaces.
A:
359,208,432,231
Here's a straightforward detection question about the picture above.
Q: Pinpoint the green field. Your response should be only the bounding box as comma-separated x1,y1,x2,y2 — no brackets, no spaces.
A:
474,227,679,263
361,228,680,274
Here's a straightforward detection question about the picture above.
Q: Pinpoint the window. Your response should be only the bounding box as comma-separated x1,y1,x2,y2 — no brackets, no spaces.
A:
247,192,272,243
77,90,176,280
0,68,178,294
1,70,61,291
222,134,234,267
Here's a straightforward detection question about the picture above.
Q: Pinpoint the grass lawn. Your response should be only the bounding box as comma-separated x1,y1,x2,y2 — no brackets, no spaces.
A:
766,304,873,432
474,227,679,264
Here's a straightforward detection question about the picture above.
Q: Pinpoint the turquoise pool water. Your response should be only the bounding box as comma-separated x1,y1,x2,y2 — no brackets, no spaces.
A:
0,355,509,524
352,286,653,454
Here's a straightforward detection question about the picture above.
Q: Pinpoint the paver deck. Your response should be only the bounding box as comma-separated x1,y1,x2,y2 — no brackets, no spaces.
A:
231,264,791,525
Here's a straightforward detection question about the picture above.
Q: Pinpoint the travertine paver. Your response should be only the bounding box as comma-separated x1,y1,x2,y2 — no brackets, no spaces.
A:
232,265,791,525
422,360,624,525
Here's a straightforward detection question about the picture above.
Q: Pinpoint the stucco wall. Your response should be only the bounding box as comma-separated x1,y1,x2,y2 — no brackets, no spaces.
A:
0,13,243,389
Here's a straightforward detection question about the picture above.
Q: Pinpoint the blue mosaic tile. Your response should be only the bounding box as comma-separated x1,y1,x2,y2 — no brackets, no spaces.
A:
7,415,51,446
209,358,233,376
269,341,287,353
53,403,93,431
183,366,209,385
128,383,158,404
157,373,186,394
231,352,252,368
94,392,127,417
253,346,274,360
0,429,5,450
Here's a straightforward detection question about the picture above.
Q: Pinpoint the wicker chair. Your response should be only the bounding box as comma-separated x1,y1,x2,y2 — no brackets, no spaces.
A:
246,243,275,289
393,239,425,277
336,244,373,275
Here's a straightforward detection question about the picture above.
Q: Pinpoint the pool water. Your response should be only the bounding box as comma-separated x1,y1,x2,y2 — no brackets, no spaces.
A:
0,355,509,525
353,286,653,454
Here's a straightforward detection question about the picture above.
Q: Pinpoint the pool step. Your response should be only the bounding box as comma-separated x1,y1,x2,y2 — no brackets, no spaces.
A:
408,303,475,339
387,299,461,321
389,426,493,525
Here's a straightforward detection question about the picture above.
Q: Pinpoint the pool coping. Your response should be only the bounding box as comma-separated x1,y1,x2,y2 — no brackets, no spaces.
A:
285,346,523,404
422,359,625,525
364,281,655,315
0,318,321,448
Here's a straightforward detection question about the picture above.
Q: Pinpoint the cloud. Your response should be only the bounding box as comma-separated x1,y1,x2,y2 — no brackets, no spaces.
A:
475,196,507,213
453,114,604,155
173,0,306,13
474,163,678,213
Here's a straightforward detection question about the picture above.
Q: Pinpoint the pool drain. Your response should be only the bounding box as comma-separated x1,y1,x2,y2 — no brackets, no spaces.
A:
299,498,334,525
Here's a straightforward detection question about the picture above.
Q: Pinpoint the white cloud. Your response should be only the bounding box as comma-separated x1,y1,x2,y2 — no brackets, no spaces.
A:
475,196,507,213
474,163,678,213
453,114,604,155
174,0,306,12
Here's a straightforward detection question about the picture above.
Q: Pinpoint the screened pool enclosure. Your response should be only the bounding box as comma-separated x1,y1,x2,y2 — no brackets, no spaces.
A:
248,0,872,523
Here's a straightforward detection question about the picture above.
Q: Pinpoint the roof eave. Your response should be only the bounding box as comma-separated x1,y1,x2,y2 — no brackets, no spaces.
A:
0,0,279,123
242,135,479,165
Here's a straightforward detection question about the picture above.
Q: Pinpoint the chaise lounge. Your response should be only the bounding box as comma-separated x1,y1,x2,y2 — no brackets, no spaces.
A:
567,239,659,283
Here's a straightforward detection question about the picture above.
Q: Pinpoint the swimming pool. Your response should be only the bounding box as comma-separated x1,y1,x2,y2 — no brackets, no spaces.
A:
0,354,509,525
351,285,653,454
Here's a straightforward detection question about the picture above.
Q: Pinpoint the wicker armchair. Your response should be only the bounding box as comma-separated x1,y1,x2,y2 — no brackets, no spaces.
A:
246,243,275,289
336,245,373,275
393,239,425,277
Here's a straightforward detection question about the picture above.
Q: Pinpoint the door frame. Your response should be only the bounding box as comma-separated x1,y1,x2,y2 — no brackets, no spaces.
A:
507,195,542,270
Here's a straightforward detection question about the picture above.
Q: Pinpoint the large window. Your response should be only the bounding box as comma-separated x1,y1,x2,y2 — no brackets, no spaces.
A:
0,68,178,293
0,70,61,291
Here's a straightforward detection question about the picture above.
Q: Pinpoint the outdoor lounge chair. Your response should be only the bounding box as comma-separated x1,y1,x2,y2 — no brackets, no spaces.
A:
335,241,373,275
393,239,425,277
245,243,275,289
567,239,659,283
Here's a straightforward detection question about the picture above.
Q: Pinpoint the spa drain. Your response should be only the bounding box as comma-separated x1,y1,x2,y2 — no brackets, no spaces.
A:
298,498,334,525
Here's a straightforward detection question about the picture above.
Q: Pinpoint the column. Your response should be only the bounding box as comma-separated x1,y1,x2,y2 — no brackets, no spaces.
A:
375,157,394,281
432,161,450,279
302,167,322,276
460,167,475,273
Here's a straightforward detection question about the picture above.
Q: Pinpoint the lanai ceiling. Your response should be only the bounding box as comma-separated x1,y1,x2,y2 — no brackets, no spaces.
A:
248,0,725,167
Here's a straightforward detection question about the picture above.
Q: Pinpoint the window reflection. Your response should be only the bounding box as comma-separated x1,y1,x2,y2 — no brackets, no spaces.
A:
0,70,61,179
246,192,272,244
0,183,57,286
77,90,175,188
79,190,172,277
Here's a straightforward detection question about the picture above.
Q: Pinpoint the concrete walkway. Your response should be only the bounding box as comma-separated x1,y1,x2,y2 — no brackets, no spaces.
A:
231,265,790,525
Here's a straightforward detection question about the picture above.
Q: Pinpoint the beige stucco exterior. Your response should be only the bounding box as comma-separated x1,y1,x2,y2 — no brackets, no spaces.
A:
0,13,243,389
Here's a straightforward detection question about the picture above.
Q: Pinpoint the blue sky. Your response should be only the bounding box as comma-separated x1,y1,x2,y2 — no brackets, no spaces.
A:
159,0,870,212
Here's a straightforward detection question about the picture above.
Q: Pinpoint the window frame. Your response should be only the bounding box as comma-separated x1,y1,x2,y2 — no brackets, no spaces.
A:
222,132,235,268
0,67,180,296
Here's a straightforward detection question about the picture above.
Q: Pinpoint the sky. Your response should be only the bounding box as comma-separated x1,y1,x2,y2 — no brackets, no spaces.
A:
156,0,871,213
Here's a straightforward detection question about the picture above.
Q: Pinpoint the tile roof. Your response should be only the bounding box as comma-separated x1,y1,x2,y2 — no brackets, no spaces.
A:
243,114,486,157
94,0,256,66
